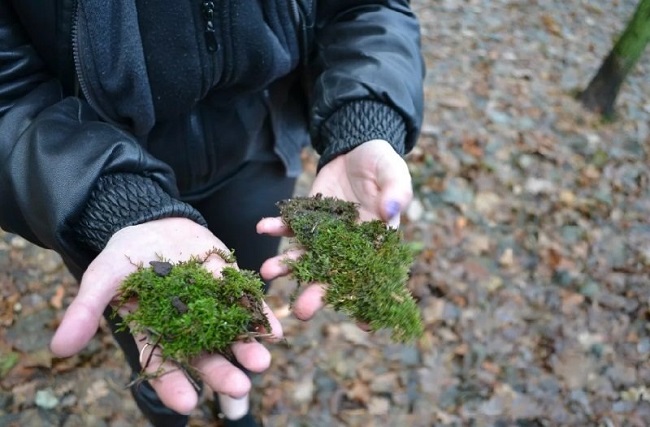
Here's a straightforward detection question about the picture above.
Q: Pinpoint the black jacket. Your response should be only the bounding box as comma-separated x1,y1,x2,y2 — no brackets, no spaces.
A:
0,0,424,274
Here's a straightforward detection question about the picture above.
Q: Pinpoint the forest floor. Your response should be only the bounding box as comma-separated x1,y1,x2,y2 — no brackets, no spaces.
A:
1,1,650,426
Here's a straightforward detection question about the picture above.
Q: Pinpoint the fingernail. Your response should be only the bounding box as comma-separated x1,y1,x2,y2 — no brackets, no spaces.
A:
385,200,401,219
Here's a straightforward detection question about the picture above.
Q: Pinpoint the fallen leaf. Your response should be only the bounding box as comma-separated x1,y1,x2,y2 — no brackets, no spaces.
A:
482,361,501,375
0,351,20,378
81,379,109,405
454,343,469,356
499,248,514,267
52,355,82,374
261,387,283,413
461,136,483,158
49,285,65,310
455,216,467,233
561,291,585,314
547,248,562,270
439,95,470,109
541,14,562,36
23,348,52,369
422,298,445,325
559,190,576,206
11,380,38,406
0,294,19,326
339,323,371,346
369,372,398,394
346,380,371,404
368,396,390,415
292,372,315,404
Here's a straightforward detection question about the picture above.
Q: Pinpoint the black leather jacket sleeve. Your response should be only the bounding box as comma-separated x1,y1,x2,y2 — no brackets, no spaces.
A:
309,0,425,168
0,2,200,274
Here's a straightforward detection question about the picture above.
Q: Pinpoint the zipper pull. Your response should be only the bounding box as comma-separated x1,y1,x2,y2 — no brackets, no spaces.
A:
201,1,219,52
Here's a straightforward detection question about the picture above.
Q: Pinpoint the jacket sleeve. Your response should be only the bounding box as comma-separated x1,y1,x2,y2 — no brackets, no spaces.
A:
0,2,204,274
307,0,425,168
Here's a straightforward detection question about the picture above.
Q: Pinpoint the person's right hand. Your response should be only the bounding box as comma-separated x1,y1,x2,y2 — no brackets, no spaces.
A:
257,139,413,323
50,218,282,417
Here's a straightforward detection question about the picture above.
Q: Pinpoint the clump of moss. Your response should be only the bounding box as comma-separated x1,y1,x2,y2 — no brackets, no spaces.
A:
278,194,423,343
116,249,270,368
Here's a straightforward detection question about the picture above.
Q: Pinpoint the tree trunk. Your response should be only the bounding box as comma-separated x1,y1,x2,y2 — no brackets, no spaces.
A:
578,0,650,118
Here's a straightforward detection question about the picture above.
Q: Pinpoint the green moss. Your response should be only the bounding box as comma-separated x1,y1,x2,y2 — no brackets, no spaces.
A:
116,250,270,367
116,195,422,379
278,195,423,343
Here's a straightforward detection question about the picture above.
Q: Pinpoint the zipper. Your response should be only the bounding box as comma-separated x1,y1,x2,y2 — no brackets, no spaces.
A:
289,0,300,24
289,0,312,66
201,1,219,52
71,0,114,123
70,0,86,100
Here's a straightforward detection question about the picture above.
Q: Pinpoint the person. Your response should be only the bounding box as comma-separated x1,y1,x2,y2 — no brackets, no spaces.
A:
0,1,424,426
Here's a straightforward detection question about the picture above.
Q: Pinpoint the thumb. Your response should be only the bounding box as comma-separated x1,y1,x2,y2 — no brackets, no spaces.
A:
50,263,120,357
375,151,413,223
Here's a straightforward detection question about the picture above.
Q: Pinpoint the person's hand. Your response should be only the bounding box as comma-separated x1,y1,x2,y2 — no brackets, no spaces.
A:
50,218,282,417
257,139,413,321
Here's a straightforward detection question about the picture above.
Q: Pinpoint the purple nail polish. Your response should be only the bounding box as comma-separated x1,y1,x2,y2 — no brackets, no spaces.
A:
385,200,401,219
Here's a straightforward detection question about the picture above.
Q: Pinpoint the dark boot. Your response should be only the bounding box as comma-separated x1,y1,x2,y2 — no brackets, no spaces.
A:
129,374,190,427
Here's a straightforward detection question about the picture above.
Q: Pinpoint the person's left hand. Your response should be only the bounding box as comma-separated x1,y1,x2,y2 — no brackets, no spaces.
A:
257,139,413,320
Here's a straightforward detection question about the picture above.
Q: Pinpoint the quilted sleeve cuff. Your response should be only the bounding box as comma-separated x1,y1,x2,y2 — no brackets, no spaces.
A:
74,173,207,253
316,100,407,169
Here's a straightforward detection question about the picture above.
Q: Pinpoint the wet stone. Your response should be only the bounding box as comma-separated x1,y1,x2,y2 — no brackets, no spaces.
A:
0,391,13,410
383,344,421,366
442,178,475,207
5,309,56,352
35,389,59,410
0,414,21,425
612,400,635,413
637,338,650,355
438,386,459,409
314,369,338,394
62,414,109,427
13,408,60,427
579,281,600,298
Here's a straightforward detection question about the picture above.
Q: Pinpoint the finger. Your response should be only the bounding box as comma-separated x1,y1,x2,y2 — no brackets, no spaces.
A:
136,333,199,415
259,249,304,281
189,303,281,397
230,340,271,373
260,301,284,342
50,262,125,357
256,217,294,237
194,354,251,398
227,303,282,374
201,249,233,277
375,155,413,223
293,284,327,321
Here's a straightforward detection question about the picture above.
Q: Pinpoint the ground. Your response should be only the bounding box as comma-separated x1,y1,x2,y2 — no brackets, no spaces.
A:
1,1,650,426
